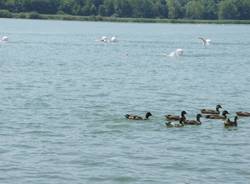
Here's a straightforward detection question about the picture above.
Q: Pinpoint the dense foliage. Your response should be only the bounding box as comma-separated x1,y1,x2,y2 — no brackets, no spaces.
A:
0,0,250,20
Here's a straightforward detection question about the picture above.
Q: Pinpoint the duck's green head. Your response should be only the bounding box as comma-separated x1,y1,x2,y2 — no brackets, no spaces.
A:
197,114,202,118
216,104,222,109
146,112,152,119
222,110,229,116
181,111,187,116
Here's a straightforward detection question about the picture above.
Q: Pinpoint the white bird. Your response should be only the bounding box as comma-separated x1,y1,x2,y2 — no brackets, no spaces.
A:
110,36,117,42
98,36,108,42
1,36,8,42
168,48,184,57
198,37,211,46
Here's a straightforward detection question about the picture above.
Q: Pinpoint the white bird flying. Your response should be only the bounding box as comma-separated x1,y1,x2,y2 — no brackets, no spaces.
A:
198,37,211,46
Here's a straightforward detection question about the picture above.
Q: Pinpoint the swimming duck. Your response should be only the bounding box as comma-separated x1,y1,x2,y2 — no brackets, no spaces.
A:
165,111,187,121
205,110,229,120
125,112,152,120
224,116,238,127
236,111,250,117
201,104,222,114
165,121,184,128
183,114,202,125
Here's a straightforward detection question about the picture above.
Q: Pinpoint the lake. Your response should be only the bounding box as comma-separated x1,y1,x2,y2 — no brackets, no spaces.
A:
0,18,250,184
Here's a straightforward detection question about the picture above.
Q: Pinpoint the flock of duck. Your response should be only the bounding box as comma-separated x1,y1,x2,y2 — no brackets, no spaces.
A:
125,105,250,128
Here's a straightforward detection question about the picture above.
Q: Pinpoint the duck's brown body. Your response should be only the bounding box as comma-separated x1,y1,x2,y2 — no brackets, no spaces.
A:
205,110,229,120
236,112,250,117
165,122,184,128
125,112,152,120
165,111,187,121
125,115,144,120
224,116,238,127
183,114,202,125
165,115,182,121
201,105,222,114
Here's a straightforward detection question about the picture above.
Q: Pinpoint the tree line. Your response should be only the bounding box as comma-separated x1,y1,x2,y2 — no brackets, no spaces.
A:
0,0,250,20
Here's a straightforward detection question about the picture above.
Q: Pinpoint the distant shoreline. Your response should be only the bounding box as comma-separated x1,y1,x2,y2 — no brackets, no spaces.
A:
2,12,250,24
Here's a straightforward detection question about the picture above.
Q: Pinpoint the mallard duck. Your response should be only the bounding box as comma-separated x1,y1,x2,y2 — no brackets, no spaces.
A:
183,114,202,125
165,120,184,128
236,111,250,117
201,104,222,114
125,112,152,120
205,110,229,120
224,116,238,127
165,111,187,121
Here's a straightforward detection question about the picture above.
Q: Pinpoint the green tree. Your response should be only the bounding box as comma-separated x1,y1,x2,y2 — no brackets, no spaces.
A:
202,0,218,19
186,0,204,19
98,4,106,16
103,0,114,16
81,0,96,16
114,0,133,17
235,0,250,19
59,0,75,14
167,0,182,19
218,0,238,19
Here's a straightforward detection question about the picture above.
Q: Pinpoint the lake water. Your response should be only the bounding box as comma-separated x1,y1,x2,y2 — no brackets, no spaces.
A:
0,18,250,184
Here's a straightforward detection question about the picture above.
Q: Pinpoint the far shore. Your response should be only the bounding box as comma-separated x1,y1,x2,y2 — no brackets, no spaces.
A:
2,12,250,24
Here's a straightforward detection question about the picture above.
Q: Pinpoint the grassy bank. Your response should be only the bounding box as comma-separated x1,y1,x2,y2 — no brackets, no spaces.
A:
2,11,250,24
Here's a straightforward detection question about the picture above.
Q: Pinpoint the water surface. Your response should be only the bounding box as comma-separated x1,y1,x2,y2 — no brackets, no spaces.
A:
0,19,250,184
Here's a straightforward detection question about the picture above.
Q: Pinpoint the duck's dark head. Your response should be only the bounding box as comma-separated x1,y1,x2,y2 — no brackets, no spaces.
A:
125,114,129,119
216,104,222,111
197,114,202,120
222,110,229,116
234,116,238,121
145,112,152,119
181,111,187,116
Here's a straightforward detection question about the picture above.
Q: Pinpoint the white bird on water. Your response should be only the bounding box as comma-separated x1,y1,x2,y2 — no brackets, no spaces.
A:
198,37,211,46
100,36,108,42
110,36,117,42
0,36,8,42
97,36,118,43
168,48,184,57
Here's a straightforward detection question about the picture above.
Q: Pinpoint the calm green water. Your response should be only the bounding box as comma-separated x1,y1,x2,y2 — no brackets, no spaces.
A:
1,18,250,184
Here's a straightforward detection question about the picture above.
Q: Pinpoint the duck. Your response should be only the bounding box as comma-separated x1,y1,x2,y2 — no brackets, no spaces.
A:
183,114,202,125
205,110,229,120
224,116,238,127
236,111,250,117
201,104,222,114
165,120,184,128
125,112,152,120
165,111,187,121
